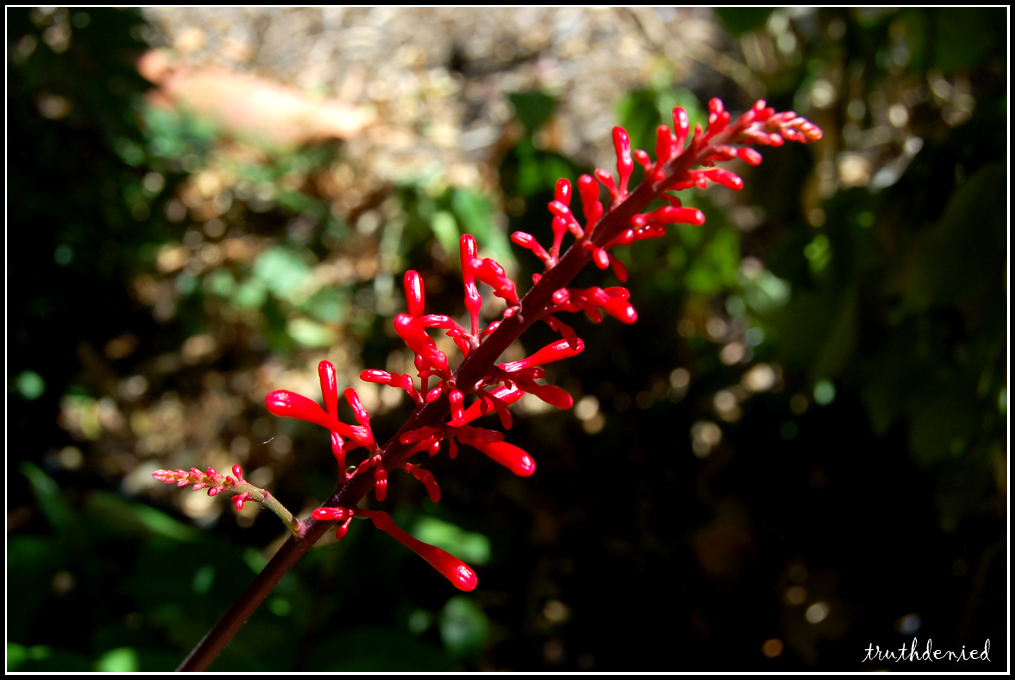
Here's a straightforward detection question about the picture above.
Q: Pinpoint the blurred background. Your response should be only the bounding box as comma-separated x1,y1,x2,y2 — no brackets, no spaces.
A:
7,7,1007,671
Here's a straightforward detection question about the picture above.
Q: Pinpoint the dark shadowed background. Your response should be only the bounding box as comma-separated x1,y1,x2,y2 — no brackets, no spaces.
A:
7,7,1007,671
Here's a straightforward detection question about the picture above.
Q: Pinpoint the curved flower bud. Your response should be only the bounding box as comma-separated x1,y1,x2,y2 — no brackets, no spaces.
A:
402,462,441,502
404,270,425,318
577,173,603,234
265,390,362,442
460,234,482,336
393,314,449,375
500,338,585,373
613,126,634,197
457,429,536,477
359,509,478,592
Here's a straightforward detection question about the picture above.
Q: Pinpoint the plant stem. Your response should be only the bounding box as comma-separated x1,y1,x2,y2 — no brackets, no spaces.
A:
176,132,724,671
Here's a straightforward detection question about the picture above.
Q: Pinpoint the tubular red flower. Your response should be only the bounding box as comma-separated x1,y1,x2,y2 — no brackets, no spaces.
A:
358,509,478,592
500,338,585,373
265,390,363,442
613,127,634,197
577,174,603,234
393,314,449,375
402,462,441,502
460,234,482,336
457,429,536,477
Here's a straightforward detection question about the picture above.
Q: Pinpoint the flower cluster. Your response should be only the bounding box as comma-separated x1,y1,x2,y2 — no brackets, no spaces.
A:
154,98,820,593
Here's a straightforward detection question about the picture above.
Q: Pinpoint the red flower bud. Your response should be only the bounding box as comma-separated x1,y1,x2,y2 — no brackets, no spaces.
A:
404,270,425,318
265,390,360,441
458,430,536,477
613,126,634,196
500,338,585,373
359,509,478,592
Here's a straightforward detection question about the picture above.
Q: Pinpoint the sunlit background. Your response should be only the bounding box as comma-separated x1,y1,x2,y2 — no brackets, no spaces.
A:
8,8,1007,671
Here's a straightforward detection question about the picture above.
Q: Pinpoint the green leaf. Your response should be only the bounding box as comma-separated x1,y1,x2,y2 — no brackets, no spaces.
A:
509,90,556,133
907,162,1007,309
286,317,338,348
20,461,74,533
714,7,776,36
439,596,491,658
252,247,313,302
451,189,516,268
84,490,200,542
7,643,28,672
95,647,139,672
430,210,460,261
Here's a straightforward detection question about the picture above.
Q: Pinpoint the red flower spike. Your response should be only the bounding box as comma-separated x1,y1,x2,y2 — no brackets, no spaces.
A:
460,235,483,336
500,338,585,373
265,390,362,442
577,174,604,233
404,270,425,318
613,127,634,197
358,509,477,592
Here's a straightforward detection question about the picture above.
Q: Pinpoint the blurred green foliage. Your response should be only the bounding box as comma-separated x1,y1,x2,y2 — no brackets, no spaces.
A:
7,7,1006,672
